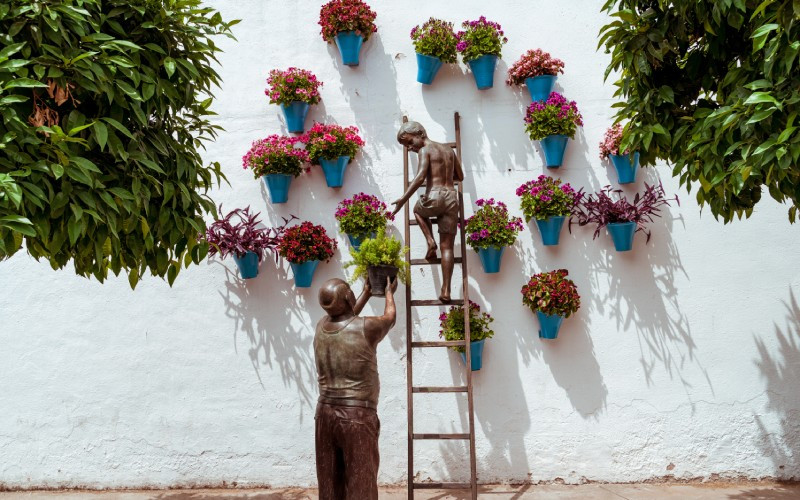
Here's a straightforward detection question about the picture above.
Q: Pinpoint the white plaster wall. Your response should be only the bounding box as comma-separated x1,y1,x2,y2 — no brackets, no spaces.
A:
1,0,799,489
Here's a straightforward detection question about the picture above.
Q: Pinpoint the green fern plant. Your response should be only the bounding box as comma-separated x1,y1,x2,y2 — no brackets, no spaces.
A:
344,232,410,284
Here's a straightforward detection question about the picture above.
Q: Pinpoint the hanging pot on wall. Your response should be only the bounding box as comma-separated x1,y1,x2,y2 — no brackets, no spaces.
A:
467,54,498,90
335,31,365,66
290,260,320,288
609,151,640,185
346,231,377,251
320,155,350,188
416,53,443,85
458,339,485,371
281,101,310,133
262,174,293,204
367,264,398,297
233,251,259,280
539,134,569,168
476,246,506,274
534,215,566,246
607,221,637,252
525,75,556,102
536,310,564,339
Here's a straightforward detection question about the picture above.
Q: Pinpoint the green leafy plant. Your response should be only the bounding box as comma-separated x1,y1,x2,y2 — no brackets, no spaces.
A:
411,18,458,63
598,0,800,223
438,301,495,353
524,92,583,140
463,198,523,250
456,16,508,63
516,175,579,221
335,193,393,237
0,0,236,288
344,232,410,284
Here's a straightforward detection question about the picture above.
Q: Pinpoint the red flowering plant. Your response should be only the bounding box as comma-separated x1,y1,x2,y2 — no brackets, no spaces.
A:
302,123,365,165
439,301,495,353
456,16,508,62
463,198,523,250
521,269,581,318
265,68,323,106
516,175,579,221
278,221,337,264
572,184,679,242
318,0,377,42
411,18,458,63
335,193,393,237
205,206,296,262
599,123,629,160
524,92,583,140
506,48,565,86
242,135,309,178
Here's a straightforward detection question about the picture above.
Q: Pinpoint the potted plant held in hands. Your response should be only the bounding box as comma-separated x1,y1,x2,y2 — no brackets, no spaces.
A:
303,123,365,188
517,175,579,246
278,221,338,288
572,184,679,251
266,67,323,133
243,135,309,204
319,0,378,66
464,198,524,273
456,16,508,90
506,48,565,102
521,269,580,340
335,193,394,250
439,301,495,371
524,92,583,168
410,18,458,85
345,232,410,297
205,207,295,280
600,123,640,184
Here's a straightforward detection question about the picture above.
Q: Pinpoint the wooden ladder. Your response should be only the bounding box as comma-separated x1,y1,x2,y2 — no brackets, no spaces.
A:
402,112,478,500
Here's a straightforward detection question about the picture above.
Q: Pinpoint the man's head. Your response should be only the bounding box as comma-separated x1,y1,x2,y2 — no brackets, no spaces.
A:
397,121,427,152
319,278,357,316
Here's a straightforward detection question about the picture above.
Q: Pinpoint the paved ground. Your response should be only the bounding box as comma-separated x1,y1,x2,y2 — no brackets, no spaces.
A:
2,483,800,499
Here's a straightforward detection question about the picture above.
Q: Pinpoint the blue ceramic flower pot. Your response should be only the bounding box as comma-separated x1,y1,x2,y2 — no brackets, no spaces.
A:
476,246,505,274
534,216,566,246
335,31,364,66
416,53,443,85
467,54,498,90
540,135,569,168
347,231,377,251
536,311,564,340
281,101,310,133
458,338,485,371
607,221,637,252
320,156,350,188
262,174,293,204
609,152,640,184
525,75,557,102
233,251,259,280
290,260,320,288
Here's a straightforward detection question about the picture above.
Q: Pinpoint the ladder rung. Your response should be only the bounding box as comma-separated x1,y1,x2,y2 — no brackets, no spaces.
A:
413,386,468,393
409,257,463,265
411,341,465,348
413,482,471,489
413,433,470,440
410,299,464,307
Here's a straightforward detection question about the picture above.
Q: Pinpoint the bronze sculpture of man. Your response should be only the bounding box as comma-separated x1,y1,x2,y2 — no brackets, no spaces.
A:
392,121,464,302
314,277,397,500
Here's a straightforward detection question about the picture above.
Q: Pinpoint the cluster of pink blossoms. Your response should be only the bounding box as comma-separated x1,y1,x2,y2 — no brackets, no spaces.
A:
524,92,584,126
455,16,508,59
242,135,310,178
599,123,627,160
516,175,579,221
265,68,322,106
278,221,337,264
318,0,377,42
506,48,565,86
302,123,365,165
463,198,523,249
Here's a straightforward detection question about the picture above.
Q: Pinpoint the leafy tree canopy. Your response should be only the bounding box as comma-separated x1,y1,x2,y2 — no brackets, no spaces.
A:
0,0,237,287
599,0,800,222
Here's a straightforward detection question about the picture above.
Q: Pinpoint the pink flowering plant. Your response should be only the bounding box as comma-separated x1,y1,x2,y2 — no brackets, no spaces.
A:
265,68,322,106
463,198,523,250
521,269,581,318
335,193,393,237
516,175,579,221
439,301,495,353
318,0,377,42
302,123,365,164
524,92,583,140
506,48,565,86
456,16,508,62
599,123,630,160
278,221,337,264
242,135,309,178
205,206,296,262
411,18,458,63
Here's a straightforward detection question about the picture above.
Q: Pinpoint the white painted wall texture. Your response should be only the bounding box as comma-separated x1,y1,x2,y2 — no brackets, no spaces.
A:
1,0,799,490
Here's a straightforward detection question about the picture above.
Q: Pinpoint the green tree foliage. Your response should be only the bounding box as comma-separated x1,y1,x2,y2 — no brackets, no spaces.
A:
599,0,800,222
0,0,237,287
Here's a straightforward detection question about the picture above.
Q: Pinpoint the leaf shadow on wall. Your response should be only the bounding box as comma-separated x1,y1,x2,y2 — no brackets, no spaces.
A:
751,289,800,482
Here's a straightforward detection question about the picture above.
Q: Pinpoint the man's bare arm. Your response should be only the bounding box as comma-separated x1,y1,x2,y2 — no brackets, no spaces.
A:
365,278,397,347
353,279,371,315
391,148,429,216
453,150,464,182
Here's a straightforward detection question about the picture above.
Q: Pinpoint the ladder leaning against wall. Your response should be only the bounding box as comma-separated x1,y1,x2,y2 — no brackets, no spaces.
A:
402,112,478,500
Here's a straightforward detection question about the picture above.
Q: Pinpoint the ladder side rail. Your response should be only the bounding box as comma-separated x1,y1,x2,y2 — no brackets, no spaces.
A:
402,116,415,500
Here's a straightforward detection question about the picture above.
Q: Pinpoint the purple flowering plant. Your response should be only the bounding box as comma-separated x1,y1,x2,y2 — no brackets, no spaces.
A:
572,184,679,242
456,16,508,62
517,175,579,221
335,193,394,237
524,92,583,140
205,206,296,262
411,18,458,63
242,135,309,178
463,198,523,250
265,68,323,106
439,301,495,353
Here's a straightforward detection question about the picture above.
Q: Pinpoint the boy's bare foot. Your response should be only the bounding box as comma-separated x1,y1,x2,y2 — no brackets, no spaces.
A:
424,243,438,261
439,287,451,303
